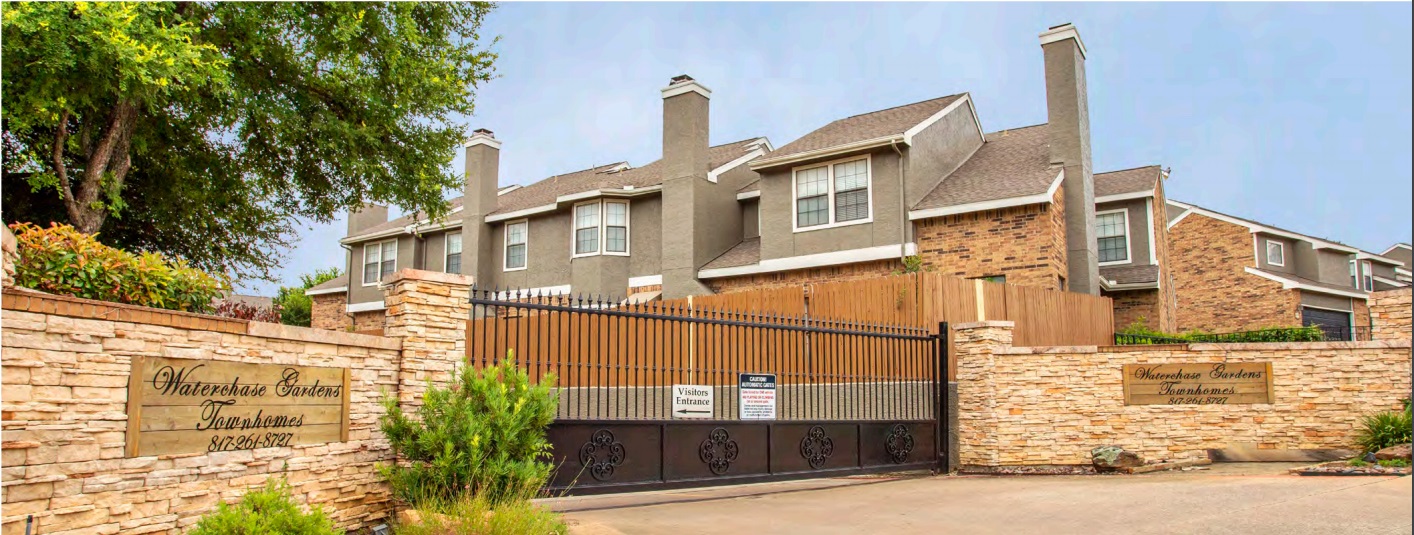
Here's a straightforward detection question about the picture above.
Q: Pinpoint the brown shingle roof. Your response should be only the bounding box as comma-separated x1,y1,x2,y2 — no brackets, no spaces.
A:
1100,264,1159,285
307,274,349,293
912,124,1056,211
702,238,761,270
346,138,766,241
764,95,965,163
1095,166,1161,198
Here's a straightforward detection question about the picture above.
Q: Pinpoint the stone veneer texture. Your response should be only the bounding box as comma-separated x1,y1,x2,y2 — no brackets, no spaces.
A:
1370,288,1412,342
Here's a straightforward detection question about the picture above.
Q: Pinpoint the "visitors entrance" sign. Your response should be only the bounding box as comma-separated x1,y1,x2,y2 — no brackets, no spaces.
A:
738,373,777,420
672,384,714,418
126,356,350,457
1122,362,1273,405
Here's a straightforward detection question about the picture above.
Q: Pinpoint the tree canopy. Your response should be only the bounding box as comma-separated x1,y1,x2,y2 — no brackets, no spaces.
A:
2,1,496,280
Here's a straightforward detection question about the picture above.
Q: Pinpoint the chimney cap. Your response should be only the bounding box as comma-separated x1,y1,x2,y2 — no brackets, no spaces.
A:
1039,23,1087,59
464,128,502,149
662,75,712,99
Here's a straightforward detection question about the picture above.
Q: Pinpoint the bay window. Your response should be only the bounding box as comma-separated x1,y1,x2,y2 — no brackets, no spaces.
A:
362,239,397,285
572,200,630,257
793,156,871,230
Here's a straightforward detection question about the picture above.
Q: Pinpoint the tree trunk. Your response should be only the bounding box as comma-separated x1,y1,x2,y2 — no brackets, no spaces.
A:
58,101,139,234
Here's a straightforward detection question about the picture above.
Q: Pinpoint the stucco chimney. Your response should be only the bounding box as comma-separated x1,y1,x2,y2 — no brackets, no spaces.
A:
461,128,501,285
347,204,388,236
1040,23,1099,295
660,75,716,299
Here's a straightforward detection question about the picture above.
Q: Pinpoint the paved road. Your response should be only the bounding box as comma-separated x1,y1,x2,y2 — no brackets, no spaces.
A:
552,465,1412,535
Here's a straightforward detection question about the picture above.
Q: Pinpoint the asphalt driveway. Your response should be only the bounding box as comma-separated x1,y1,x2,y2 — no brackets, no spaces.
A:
549,464,1412,535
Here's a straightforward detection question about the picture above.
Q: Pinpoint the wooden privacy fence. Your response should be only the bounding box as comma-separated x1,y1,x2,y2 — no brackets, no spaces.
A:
692,272,1114,347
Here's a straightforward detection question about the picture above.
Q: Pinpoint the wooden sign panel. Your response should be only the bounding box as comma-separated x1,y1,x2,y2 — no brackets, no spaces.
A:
126,356,351,457
1122,362,1273,405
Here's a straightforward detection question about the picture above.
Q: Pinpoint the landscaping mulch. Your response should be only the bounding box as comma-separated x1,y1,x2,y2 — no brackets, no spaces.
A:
1290,461,1411,477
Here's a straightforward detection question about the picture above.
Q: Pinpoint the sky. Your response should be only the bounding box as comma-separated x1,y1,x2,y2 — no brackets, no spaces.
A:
240,2,1413,296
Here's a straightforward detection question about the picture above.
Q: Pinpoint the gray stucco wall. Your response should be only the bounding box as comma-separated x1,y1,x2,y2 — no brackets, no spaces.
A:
1300,292,1352,312
694,165,751,268
1166,203,1187,223
629,196,664,278
1384,246,1412,270
1314,249,1355,287
348,235,415,304
1096,197,1152,267
423,229,451,273
904,100,983,209
743,199,760,239
488,210,572,290
1257,235,1297,275
758,148,904,261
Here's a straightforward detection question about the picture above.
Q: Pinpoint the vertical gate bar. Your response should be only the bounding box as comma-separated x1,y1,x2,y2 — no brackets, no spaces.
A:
936,321,948,471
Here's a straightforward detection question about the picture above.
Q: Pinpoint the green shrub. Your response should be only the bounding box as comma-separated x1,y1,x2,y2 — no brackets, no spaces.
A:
379,352,558,506
1116,322,1326,345
1378,458,1410,468
392,485,566,535
1348,458,1368,467
9,222,228,313
1353,405,1413,453
274,267,343,326
189,478,341,535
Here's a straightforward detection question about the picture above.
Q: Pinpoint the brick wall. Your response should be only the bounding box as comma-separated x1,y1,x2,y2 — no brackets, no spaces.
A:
954,321,1412,468
353,310,386,332
705,259,900,294
1370,288,1412,341
1151,183,1177,332
0,288,404,534
1169,213,1300,332
913,185,1066,291
1110,289,1161,331
310,292,351,331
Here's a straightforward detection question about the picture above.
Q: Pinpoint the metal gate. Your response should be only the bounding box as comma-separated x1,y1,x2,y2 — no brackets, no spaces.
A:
467,289,948,495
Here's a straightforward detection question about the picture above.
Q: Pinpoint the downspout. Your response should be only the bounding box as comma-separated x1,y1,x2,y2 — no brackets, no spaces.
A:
340,242,354,329
890,140,908,261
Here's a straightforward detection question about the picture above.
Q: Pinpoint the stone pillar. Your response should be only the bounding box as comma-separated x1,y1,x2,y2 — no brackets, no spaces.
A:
383,269,473,408
951,321,1015,469
2,223,16,287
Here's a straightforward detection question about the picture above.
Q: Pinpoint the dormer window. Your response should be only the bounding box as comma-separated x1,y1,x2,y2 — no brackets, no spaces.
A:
793,156,872,231
1266,240,1285,267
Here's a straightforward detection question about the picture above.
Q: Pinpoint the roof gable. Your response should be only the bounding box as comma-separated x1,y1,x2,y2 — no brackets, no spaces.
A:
761,94,965,164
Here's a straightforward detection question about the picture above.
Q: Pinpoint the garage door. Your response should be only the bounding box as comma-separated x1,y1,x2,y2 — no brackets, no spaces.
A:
1302,307,1351,341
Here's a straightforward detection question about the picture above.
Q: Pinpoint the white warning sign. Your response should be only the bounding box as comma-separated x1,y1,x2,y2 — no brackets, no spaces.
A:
738,373,777,420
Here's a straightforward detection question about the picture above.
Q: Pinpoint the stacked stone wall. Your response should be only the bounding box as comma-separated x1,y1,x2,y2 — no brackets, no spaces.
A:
1370,288,1412,341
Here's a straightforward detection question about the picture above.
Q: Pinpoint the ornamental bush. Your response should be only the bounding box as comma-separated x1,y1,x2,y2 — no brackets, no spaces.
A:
1116,321,1326,345
379,352,558,506
189,478,341,535
9,222,228,313
1354,404,1412,453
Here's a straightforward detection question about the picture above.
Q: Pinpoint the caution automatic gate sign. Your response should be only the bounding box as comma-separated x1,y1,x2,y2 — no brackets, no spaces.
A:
738,373,777,420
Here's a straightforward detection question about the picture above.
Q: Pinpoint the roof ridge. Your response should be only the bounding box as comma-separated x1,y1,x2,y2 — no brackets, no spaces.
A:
984,123,1048,136
1095,164,1163,175
711,136,768,149
832,93,966,123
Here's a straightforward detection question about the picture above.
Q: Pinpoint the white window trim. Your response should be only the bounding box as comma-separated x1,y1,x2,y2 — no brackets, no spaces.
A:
1362,260,1374,291
604,200,631,257
1266,240,1285,267
1096,208,1132,266
502,220,528,272
571,200,602,259
791,155,874,233
570,200,631,258
361,239,398,287
444,232,463,274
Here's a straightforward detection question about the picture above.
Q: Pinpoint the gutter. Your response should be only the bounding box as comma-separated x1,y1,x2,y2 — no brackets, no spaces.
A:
749,135,905,171
890,139,908,261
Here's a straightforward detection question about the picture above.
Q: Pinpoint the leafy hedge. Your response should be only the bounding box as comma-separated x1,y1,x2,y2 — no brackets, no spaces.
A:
9,222,228,313
1116,321,1326,345
189,478,341,535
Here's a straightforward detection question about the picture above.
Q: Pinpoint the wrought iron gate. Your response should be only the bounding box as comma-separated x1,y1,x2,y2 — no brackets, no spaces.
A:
467,289,949,495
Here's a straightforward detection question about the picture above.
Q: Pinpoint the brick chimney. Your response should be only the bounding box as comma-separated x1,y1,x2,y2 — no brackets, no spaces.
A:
660,75,715,298
461,128,500,285
347,204,388,236
1041,23,1099,295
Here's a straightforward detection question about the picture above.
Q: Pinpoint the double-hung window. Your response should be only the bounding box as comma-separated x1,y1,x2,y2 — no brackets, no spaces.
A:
1096,210,1129,264
1350,260,1359,288
1266,240,1285,267
504,221,528,271
572,200,630,257
445,233,463,274
362,239,397,285
793,157,871,230
1362,260,1373,290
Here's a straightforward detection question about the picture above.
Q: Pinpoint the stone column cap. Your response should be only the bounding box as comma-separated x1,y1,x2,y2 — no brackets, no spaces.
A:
952,320,1016,330
385,268,474,287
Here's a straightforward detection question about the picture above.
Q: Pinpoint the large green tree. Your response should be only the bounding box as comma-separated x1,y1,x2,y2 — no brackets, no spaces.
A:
2,1,496,280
